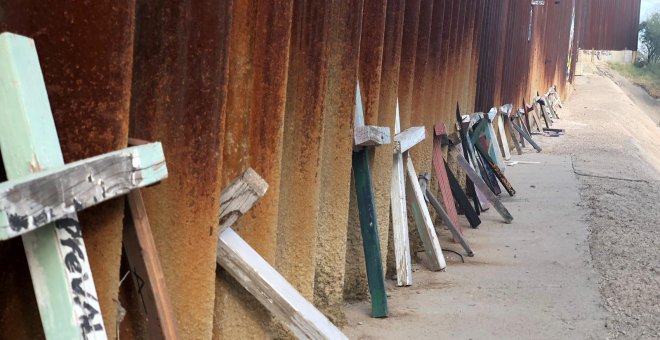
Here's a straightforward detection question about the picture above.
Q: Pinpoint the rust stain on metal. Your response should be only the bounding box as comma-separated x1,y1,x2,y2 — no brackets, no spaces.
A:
214,0,294,339
314,0,364,325
128,1,232,338
398,0,421,129
276,0,330,310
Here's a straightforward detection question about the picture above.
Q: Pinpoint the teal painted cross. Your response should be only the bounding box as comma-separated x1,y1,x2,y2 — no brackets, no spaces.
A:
0,32,167,339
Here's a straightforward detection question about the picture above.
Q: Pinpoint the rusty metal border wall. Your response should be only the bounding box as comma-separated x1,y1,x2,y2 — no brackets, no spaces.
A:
0,1,641,338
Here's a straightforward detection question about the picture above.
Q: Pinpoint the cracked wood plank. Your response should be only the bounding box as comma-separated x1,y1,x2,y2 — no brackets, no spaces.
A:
405,155,446,271
0,32,107,339
215,169,348,339
0,143,167,240
390,102,413,286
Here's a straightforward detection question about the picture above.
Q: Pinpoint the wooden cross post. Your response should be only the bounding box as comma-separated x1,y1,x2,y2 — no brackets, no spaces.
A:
390,100,413,287
216,169,348,339
485,109,506,172
500,104,523,155
123,138,179,340
496,105,512,161
457,105,489,212
419,174,474,257
434,125,481,229
352,82,389,317
469,120,517,197
393,112,446,272
0,33,168,339
431,123,464,238
454,152,514,224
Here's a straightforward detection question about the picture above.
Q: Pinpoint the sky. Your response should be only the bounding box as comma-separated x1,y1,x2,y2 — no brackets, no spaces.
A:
641,0,660,21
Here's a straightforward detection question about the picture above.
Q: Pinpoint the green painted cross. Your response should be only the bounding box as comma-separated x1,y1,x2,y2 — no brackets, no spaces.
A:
0,33,168,339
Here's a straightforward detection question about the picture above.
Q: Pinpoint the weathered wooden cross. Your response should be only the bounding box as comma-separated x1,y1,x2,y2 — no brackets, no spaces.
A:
215,168,347,339
352,82,390,317
0,33,169,339
391,100,446,285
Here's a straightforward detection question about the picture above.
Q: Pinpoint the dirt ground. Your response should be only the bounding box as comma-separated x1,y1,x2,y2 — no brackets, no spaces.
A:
343,63,660,339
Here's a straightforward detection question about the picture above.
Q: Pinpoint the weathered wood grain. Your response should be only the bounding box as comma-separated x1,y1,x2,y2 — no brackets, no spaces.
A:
503,114,523,155
352,148,389,317
0,143,167,240
432,123,462,235
510,121,542,152
455,154,514,223
354,125,392,147
123,189,179,340
218,228,348,340
394,126,425,153
390,104,413,287
423,186,474,257
0,32,107,339
405,155,446,271
215,169,347,339
218,168,268,233
495,109,512,160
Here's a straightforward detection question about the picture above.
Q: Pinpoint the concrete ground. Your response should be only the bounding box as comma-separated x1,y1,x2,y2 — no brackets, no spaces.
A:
343,65,660,339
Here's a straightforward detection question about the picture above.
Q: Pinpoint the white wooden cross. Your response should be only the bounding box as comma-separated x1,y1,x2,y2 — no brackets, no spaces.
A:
0,33,168,339
391,100,446,281
216,169,347,340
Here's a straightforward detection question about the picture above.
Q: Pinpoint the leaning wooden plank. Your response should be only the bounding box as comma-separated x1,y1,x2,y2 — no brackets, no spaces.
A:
462,120,490,211
455,155,514,224
218,228,347,340
405,155,446,271
0,143,167,240
510,121,542,152
456,104,482,211
503,115,523,155
354,125,391,147
424,187,474,257
432,124,462,235
352,148,388,317
444,162,481,228
0,32,106,339
496,110,512,160
215,169,347,339
123,189,179,340
474,143,516,197
485,110,506,172
390,104,413,287
394,126,425,153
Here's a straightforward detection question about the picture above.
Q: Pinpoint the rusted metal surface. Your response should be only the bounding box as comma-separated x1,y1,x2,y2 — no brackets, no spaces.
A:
398,0,422,129
0,1,643,338
128,1,232,339
377,0,406,278
578,0,640,51
314,0,364,325
0,3,135,339
213,1,294,339
276,0,330,319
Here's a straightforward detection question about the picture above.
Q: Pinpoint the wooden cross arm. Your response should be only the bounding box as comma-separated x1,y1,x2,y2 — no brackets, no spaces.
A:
354,125,391,147
394,126,425,153
218,168,268,233
216,169,347,339
0,142,167,240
